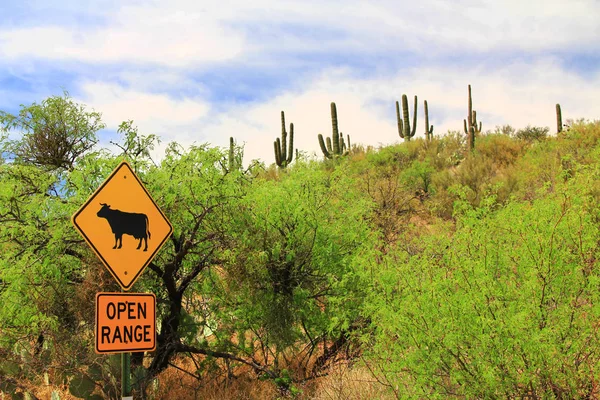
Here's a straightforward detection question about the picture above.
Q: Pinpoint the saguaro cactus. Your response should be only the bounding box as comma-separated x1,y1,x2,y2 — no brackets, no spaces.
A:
229,137,235,168
556,103,563,133
318,102,350,158
464,84,482,151
274,111,294,168
228,137,242,171
424,100,434,141
396,94,417,142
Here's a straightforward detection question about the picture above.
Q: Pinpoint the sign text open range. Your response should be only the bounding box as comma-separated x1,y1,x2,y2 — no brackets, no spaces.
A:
95,293,156,354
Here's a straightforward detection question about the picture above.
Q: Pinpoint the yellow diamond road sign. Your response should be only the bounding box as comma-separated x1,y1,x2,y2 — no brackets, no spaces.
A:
72,160,173,290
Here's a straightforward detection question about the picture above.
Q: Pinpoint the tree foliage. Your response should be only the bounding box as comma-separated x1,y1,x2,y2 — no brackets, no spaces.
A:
1,93,600,399
363,173,600,398
0,91,104,170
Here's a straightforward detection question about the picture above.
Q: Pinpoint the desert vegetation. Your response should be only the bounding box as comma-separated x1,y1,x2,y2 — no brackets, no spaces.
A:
0,90,599,399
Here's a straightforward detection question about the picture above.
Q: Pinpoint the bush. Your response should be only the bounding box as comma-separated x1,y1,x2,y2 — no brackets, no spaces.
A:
476,134,526,168
515,125,549,142
362,174,600,398
492,124,516,136
0,91,104,170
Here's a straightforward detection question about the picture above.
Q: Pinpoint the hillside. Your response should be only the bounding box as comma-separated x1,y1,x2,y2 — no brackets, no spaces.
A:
1,96,599,399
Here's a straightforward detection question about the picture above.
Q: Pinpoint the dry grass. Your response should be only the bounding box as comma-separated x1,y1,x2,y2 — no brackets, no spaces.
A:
2,385,77,400
308,362,395,400
142,356,393,399
146,357,276,400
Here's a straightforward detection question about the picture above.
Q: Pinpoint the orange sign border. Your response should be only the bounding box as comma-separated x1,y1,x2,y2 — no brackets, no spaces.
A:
72,160,173,290
95,292,157,354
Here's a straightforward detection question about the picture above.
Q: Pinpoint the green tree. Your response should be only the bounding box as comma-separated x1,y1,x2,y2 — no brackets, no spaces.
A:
0,91,105,170
515,125,549,142
0,99,375,397
206,159,375,387
362,171,600,398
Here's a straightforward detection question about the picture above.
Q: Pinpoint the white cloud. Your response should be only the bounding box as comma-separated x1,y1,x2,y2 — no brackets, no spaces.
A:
1,0,598,66
72,53,600,166
0,4,244,66
77,81,210,140
2,1,598,167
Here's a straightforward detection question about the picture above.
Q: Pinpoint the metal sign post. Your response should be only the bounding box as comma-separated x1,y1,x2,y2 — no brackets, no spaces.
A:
122,351,131,399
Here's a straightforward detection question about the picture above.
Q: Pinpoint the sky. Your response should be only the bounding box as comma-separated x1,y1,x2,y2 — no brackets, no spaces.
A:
0,0,599,166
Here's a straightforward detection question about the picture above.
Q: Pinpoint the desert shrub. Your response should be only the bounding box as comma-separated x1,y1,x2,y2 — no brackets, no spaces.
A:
420,136,460,171
360,146,422,242
429,131,466,170
362,171,600,398
492,124,516,136
453,153,496,206
428,169,458,219
515,125,549,142
555,120,600,164
401,159,435,196
426,132,516,216
508,122,600,203
475,134,527,168
366,143,415,170
491,166,520,205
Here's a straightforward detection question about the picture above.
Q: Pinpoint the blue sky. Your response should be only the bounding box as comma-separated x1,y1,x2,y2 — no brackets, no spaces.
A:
0,0,599,165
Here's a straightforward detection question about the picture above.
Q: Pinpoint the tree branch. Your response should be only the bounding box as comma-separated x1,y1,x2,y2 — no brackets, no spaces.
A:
175,343,276,378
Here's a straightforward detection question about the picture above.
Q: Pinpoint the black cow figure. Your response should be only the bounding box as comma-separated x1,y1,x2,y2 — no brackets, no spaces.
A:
97,203,151,251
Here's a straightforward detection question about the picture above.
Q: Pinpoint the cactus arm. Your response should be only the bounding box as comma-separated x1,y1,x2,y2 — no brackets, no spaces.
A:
347,134,351,153
424,100,429,127
396,100,404,139
473,110,482,133
274,139,282,166
424,100,430,139
556,103,562,133
331,102,340,155
229,137,235,169
468,84,473,129
424,100,434,140
401,94,411,140
287,122,294,163
411,95,418,136
281,115,287,162
318,134,332,159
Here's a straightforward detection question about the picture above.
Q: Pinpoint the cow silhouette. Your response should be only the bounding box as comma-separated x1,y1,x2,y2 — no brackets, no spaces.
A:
97,203,151,251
